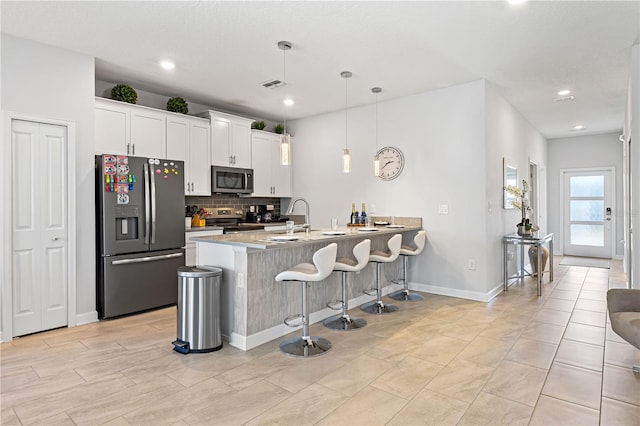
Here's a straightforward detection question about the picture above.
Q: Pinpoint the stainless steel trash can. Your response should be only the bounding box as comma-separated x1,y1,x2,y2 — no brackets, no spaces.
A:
172,266,223,354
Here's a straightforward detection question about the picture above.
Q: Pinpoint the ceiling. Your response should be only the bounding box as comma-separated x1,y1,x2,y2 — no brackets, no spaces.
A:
2,1,639,139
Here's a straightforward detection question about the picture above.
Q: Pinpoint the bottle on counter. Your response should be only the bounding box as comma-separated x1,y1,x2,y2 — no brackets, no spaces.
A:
350,203,357,224
360,203,367,226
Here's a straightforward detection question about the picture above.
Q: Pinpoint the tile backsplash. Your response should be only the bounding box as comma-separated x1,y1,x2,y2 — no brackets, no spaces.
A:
185,194,282,216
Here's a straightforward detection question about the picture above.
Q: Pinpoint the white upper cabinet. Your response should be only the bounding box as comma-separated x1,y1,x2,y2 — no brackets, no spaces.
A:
250,130,292,197
166,115,211,196
95,99,129,155
94,97,166,158
199,110,252,169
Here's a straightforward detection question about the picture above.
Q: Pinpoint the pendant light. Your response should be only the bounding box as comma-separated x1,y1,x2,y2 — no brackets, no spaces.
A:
372,87,381,177
278,41,292,166
341,71,352,173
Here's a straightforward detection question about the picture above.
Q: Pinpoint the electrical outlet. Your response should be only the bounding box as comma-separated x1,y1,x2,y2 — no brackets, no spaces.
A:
438,204,449,215
237,272,245,289
468,259,476,270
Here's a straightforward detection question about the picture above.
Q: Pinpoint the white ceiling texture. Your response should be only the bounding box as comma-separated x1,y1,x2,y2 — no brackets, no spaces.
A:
2,1,639,138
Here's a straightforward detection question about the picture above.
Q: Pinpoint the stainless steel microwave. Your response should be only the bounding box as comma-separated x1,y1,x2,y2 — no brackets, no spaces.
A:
211,166,254,194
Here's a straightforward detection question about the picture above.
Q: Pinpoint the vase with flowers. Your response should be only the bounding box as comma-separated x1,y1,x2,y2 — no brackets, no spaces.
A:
505,179,539,236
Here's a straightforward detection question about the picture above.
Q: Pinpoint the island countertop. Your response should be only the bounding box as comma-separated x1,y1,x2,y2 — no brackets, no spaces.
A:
191,224,422,250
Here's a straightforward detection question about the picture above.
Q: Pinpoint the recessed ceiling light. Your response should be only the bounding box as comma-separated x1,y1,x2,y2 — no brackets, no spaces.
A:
573,125,586,131
557,89,571,96
507,0,528,5
160,60,175,70
283,98,294,106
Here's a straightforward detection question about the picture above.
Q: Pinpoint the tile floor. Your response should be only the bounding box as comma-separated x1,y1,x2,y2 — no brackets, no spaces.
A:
1,258,638,425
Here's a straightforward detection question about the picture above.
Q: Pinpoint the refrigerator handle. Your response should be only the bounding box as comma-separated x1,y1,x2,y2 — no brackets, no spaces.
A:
143,162,150,244
111,252,183,265
150,163,157,244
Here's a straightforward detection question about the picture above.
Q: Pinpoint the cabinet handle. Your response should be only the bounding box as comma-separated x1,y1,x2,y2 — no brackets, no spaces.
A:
191,182,195,192
127,143,130,155
132,143,136,155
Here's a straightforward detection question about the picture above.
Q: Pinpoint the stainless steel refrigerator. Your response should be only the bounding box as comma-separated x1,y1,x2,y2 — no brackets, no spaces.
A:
96,155,185,319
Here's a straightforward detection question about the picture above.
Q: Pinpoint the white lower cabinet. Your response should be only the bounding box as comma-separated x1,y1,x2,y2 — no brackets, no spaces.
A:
185,229,223,266
250,130,292,197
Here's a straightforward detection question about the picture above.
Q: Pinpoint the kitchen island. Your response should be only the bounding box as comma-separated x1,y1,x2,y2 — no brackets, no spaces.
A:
194,218,423,350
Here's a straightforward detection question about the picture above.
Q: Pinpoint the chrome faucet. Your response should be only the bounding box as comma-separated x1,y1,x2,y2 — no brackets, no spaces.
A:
285,197,310,232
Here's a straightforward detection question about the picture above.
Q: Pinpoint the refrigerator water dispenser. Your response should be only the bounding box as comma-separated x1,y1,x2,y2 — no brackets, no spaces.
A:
115,205,139,240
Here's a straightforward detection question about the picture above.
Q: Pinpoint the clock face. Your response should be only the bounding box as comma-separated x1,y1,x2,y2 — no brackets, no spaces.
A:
376,146,405,180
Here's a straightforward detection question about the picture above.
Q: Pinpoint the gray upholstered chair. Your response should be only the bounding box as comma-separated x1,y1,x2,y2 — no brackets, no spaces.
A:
606,288,640,373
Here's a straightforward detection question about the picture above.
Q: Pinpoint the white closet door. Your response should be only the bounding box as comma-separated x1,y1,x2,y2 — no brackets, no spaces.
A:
12,120,68,336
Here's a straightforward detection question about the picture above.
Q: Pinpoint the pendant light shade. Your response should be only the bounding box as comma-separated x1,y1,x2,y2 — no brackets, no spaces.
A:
280,133,291,166
278,41,292,166
372,87,381,177
341,71,352,173
343,148,352,173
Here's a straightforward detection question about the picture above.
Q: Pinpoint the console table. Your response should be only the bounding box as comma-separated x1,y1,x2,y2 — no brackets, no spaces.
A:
503,233,554,296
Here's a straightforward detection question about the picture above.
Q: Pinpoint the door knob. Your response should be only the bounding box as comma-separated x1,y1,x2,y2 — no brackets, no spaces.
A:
52,237,59,241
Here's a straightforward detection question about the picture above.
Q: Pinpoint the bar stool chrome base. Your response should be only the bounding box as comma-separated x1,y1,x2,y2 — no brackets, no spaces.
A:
324,315,367,330
279,336,332,357
389,288,424,301
360,300,399,315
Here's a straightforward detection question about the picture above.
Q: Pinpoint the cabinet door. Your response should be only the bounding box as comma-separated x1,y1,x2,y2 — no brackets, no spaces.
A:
251,132,273,196
188,121,211,195
231,121,252,168
131,108,166,158
166,117,189,194
211,118,231,166
95,102,129,155
166,117,188,162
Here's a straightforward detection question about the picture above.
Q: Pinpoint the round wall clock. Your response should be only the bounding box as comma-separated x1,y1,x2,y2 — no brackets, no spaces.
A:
376,146,405,180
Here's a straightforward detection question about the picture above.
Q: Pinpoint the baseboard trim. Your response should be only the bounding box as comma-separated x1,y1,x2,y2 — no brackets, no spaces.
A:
613,254,623,260
409,282,495,302
76,311,98,326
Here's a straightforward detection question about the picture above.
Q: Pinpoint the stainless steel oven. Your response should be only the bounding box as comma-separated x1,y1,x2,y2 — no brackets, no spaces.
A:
211,166,253,194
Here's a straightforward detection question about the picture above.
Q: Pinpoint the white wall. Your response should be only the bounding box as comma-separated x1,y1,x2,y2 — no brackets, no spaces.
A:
289,80,507,300
547,133,624,258
485,83,548,292
1,35,97,337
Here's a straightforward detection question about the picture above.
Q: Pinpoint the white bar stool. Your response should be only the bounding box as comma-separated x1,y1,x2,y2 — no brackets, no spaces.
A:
389,230,426,301
324,239,371,331
276,243,337,357
361,234,402,315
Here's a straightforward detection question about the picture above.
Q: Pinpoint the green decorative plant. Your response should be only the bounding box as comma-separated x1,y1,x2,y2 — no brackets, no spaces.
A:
111,84,138,104
252,120,266,130
273,124,284,134
166,97,189,114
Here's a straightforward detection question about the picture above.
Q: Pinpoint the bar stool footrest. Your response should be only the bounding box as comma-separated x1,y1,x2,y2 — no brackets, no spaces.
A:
326,300,343,310
283,314,304,327
363,288,378,296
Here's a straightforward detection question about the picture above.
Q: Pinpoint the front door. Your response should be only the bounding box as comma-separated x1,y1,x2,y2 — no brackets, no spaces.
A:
563,169,613,258
11,120,68,336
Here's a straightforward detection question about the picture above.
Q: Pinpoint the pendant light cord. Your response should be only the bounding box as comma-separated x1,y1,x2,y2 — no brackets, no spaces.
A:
344,76,348,150
283,47,287,134
375,91,378,151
